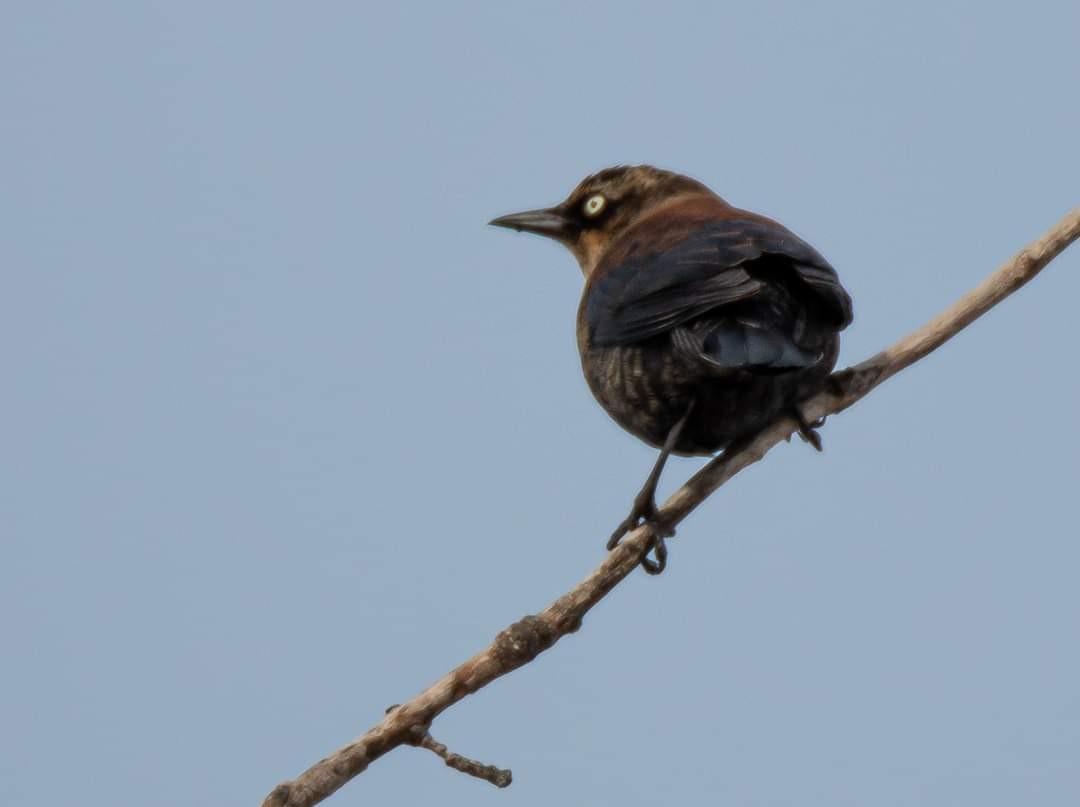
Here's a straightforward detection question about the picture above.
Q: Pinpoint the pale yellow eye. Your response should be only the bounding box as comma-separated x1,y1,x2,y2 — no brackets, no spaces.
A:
582,194,607,218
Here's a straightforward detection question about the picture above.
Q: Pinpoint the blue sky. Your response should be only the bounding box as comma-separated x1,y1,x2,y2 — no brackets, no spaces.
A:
3,3,1079,805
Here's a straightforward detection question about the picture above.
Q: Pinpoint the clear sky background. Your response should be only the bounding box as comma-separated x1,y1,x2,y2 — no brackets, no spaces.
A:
3,3,1079,805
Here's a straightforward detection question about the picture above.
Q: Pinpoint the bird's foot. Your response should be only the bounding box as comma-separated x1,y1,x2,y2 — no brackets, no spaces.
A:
607,492,676,575
791,406,825,452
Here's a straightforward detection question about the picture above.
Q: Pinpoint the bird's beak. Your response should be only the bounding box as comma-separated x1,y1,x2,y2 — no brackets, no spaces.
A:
488,207,575,240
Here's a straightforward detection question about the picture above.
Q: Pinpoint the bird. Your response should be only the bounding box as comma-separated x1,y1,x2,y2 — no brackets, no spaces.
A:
490,165,853,574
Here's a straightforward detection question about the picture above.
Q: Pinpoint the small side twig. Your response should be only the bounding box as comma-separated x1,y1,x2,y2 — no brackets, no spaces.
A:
385,704,512,788
411,730,512,788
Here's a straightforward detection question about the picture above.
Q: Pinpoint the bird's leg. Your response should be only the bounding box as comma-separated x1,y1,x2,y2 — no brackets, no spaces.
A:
791,405,825,452
607,401,695,575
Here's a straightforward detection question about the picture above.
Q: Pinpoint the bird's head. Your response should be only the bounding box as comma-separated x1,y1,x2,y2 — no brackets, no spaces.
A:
490,165,719,276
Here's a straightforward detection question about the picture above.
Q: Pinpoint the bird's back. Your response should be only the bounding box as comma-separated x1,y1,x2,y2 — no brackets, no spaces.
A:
577,196,850,455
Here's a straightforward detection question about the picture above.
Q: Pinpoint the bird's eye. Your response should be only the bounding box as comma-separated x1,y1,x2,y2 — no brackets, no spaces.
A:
582,194,607,218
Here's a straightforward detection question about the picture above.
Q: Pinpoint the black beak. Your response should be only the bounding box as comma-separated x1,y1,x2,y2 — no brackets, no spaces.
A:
488,207,575,239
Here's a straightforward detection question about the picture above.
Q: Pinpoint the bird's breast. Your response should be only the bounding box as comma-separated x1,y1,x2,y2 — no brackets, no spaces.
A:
576,305,701,451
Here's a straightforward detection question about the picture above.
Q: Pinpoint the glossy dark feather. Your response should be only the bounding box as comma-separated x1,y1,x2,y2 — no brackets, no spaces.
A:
586,219,852,347
677,318,820,370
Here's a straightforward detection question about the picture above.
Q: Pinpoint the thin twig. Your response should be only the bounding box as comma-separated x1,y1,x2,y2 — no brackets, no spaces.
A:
384,703,512,788
413,731,512,788
262,206,1080,807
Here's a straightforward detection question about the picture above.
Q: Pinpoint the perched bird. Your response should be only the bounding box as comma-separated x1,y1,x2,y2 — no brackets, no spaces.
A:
491,166,853,573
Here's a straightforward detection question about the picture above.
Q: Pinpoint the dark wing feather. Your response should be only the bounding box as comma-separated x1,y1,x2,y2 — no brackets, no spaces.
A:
702,321,821,369
729,219,853,328
586,219,852,346
669,314,823,372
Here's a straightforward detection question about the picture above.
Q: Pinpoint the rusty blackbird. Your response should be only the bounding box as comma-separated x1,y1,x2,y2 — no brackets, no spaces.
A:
491,165,853,573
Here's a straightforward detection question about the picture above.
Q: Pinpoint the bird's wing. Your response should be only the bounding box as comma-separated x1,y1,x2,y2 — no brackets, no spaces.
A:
585,219,852,346
671,319,823,370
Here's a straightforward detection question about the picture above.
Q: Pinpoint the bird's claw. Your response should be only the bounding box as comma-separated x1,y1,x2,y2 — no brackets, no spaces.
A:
606,513,641,552
607,496,675,575
792,406,825,452
639,530,670,575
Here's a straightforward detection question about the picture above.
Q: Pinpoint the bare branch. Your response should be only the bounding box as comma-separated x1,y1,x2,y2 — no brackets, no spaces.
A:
262,206,1080,807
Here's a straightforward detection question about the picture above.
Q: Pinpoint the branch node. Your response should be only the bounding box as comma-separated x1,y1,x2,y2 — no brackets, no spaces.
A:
561,613,585,634
827,368,856,397
263,784,292,807
831,364,884,400
493,615,557,668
